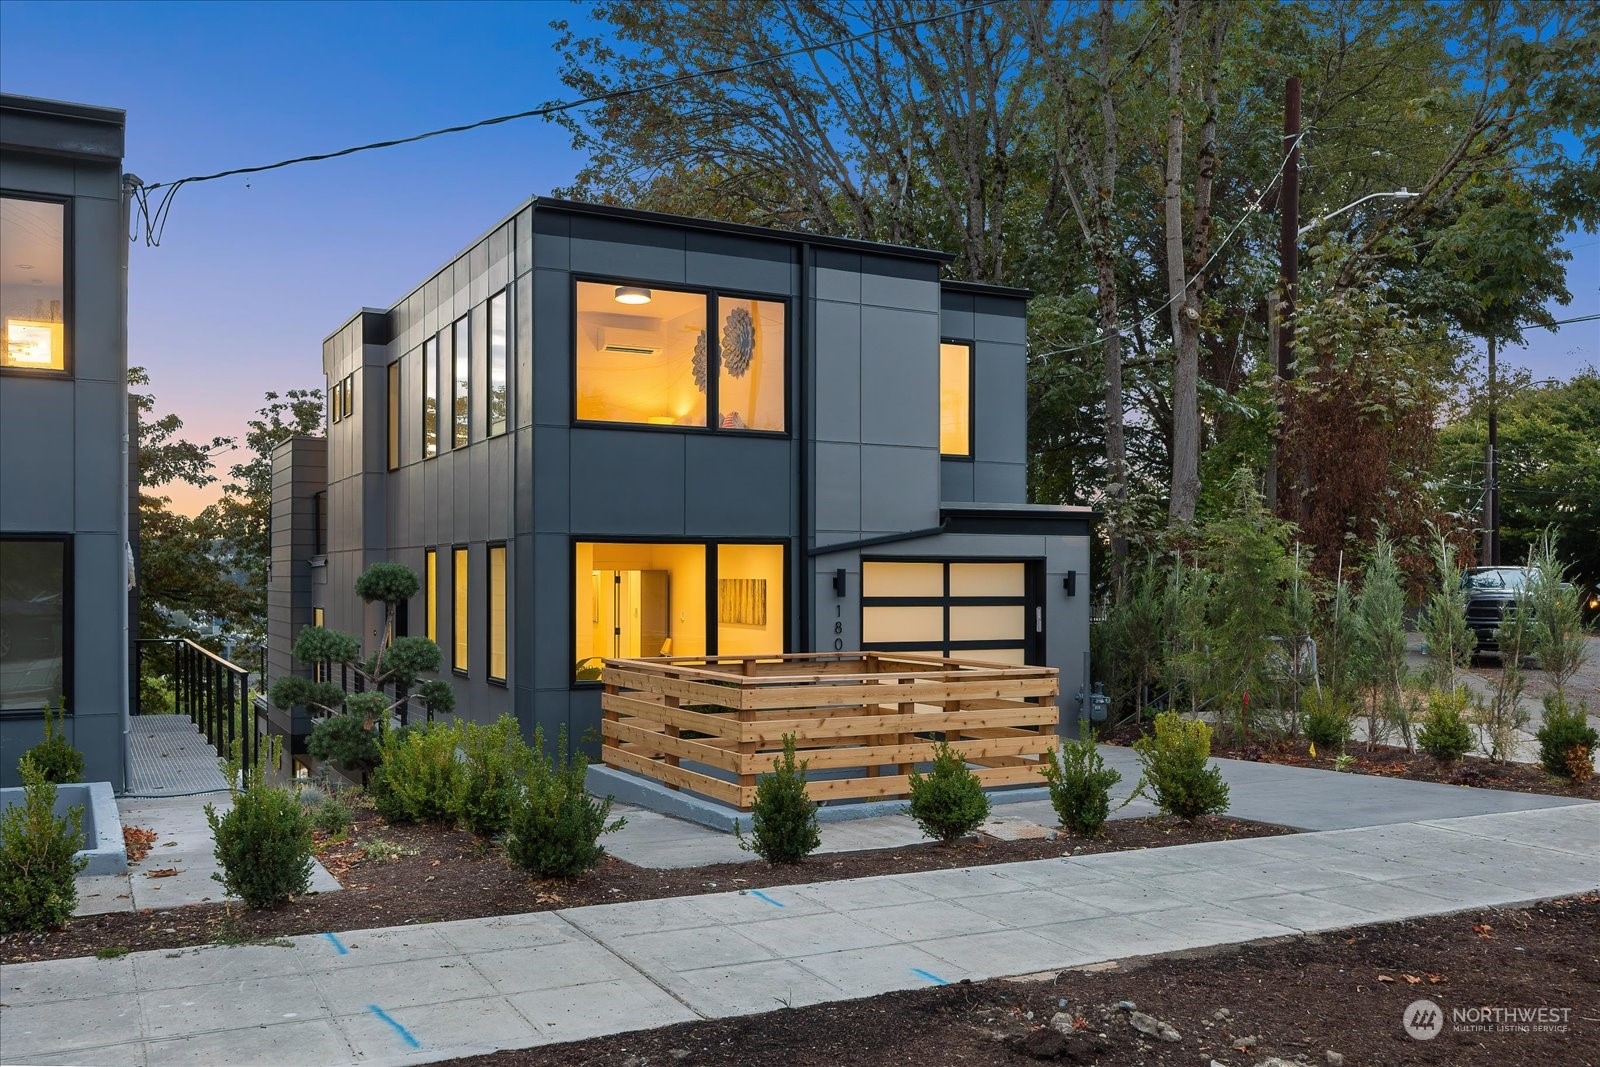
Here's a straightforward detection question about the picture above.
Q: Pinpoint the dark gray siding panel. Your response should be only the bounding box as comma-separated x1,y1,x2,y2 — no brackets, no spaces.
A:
941,459,975,502
532,534,572,691
812,301,861,444
532,268,570,428
568,429,687,534
0,383,73,529
532,426,569,530
974,461,1027,504
683,435,791,537
860,306,938,448
569,215,687,282
685,231,797,295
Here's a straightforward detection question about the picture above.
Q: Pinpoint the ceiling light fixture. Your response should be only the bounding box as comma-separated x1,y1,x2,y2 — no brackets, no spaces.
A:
614,286,652,305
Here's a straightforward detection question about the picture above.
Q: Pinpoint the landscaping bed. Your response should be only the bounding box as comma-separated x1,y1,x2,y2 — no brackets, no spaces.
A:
0,808,1287,964
445,894,1600,1067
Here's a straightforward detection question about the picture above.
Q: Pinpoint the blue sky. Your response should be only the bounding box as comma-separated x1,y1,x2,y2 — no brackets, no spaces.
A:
2,1,1594,513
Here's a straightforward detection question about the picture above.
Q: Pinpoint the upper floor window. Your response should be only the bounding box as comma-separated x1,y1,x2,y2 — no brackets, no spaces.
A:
452,316,470,448
422,336,439,458
330,379,343,424
1,197,67,373
488,290,509,437
386,361,400,470
939,341,972,457
574,281,785,432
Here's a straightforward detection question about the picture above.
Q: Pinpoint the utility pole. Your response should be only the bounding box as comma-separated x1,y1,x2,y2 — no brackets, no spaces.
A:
1482,334,1499,566
1267,76,1299,517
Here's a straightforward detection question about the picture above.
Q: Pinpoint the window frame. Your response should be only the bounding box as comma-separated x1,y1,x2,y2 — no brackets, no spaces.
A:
311,606,326,683
487,288,510,438
939,337,976,460
0,192,72,378
329,378,341,425
422,335,439,458
569,275,792,437
452,314,471,449
424,547,438,643
451,544,469,675
486,542,508,685
0,533,73,716
569,535,790,688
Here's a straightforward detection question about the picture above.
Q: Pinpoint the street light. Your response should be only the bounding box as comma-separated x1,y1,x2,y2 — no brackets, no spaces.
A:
1297,189,1418,238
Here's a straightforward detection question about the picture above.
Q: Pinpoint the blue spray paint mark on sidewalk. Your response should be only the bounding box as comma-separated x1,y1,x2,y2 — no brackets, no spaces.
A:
911,968,949,986
749,890,785,908
322,933,349,955
367,1004,422,1049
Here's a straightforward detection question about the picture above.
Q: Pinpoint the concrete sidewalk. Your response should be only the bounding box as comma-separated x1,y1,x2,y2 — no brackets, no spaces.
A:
5,802,1595,1067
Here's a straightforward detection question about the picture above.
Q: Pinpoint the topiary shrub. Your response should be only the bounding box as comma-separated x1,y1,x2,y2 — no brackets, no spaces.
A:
20,701,84,785
1301,691,1352,750
368,720,466,824
205,781,313,909
907,740,990,844
738,734,820,863
505,728,624,878
1417,688,1475,769
0,757,86,933
1535,696,1598,781
458,715,534,837
306,707,384,779
1040,723,1123,837
1132,713,1229,820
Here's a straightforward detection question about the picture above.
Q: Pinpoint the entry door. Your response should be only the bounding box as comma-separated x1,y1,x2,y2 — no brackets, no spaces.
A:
860,559,1041,665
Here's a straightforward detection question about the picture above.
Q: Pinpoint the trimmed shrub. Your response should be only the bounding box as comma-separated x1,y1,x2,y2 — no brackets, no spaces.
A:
1133,713,1229,820
1417,688,1475,769
0,757,86,933
1302,691,1352,750
1536,697,1598,780
458,715,534,837
1040,723,1123,836
205,782,313,908
739,734,820,863
307,792,354,836
907,740,991,843
505,728,624,878
21,701,84,785
307,710,383,778
368,720,466,824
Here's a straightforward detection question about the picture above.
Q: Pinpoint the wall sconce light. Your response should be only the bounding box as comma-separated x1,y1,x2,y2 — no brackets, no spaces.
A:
613,286,652,305
833,568,847,597
1063,570,1077,596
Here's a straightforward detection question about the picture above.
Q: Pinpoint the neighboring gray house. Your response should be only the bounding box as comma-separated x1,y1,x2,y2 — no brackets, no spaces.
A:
267,198,1093,766
0,94,130,789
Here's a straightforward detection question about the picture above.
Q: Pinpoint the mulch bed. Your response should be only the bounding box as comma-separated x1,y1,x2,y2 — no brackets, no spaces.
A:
445,894,1600,1067
0,810,1287,965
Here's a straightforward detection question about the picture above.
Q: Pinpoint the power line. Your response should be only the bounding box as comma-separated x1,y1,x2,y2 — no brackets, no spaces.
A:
128,2,994,246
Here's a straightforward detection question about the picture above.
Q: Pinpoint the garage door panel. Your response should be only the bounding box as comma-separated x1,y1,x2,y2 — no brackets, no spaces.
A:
949,562,1025,597
949,604,1026,642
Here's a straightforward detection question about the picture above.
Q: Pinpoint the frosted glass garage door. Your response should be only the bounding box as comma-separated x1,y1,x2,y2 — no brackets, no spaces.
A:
861,560,1035,664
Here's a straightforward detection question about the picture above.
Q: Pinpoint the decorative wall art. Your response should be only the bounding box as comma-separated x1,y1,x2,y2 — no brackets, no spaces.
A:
692,329,710,392
721,306,755,378
717,577,767,627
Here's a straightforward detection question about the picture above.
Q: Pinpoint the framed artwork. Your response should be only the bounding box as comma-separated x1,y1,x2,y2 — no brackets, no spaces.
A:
718,577,767,627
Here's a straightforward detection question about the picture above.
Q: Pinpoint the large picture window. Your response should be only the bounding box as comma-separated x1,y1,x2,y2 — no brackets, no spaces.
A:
422,337,439,458
574,281,785,432
1,197,67,372
452,546,469,673
574,540,785,682
0,537,69,712
488,544,507,682
452,316,470,448
940,341,972,457
488,290,509,437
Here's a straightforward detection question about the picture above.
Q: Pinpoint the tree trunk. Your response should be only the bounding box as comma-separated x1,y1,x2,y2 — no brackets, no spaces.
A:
1163,0,1198,523
1091,0,1128,579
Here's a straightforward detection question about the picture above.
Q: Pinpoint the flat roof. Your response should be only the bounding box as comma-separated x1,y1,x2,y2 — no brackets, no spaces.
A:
0,92,126,125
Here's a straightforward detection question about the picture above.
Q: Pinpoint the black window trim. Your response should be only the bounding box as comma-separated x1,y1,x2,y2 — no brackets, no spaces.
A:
568,273,793,438
939,337,976,461
0,533,73,717
452,314,471,450
487,287,512,439
450,543,469,676
386,359,401,470
486,541,508,686
421,335,440,459
0,191,73,379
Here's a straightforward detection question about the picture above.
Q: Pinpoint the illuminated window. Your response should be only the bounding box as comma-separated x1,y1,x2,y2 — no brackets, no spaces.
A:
940,342,972,457
422,336,439,457
342,375,353,419
575,282,787,431
488,290,508,437
0,197,67,372
425,549,438,642
715,544,784,656
387,361,400,469
488,544,507,682
330,379,342,424
0,537,68,713
452,316,470,448
311,607,326,683
452,546,469,672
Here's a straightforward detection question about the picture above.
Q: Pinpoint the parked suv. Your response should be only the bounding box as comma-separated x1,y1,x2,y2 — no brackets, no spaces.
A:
1461,566,1531,656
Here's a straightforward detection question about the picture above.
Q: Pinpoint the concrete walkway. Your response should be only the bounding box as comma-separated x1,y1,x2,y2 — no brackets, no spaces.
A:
5,800,1595,1067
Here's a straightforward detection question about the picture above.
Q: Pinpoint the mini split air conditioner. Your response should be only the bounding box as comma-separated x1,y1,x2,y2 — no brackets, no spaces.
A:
598,324,661,356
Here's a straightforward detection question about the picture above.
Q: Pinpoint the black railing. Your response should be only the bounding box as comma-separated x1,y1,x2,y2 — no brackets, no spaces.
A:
136,638,258,773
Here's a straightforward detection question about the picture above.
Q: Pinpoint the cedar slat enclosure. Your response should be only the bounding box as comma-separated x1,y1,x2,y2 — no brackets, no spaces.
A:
600,652,1060,811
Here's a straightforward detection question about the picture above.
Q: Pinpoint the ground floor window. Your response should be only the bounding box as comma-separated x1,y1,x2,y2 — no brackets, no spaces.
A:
452,546,469,673
574,540,785,681
0,536,69,712
861,559,1033,665
487,544,507,683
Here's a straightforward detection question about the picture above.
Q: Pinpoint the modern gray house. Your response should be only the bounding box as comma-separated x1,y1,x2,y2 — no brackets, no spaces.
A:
0,94,131,789
267,198,1094,766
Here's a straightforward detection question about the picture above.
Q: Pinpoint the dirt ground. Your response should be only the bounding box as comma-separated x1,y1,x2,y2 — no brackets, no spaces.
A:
0,811,1288,965
445,895,1600,1067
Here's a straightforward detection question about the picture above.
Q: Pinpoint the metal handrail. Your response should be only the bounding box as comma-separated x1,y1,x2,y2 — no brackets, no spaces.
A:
135,637,258,774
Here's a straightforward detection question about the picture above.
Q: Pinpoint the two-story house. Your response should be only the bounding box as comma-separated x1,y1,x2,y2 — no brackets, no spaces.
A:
266,198,1093,766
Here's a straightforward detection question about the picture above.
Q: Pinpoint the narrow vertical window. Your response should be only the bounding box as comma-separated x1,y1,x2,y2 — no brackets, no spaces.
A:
422,336,439,457
453,315,470,448
425,548,438,642
488,290,508,436
343,375,353,418
311,607,326,684
488,544,507,682
939,341,972,457
452,546,469,672
0,197,67,372
330,379,341,424
386,361,400,470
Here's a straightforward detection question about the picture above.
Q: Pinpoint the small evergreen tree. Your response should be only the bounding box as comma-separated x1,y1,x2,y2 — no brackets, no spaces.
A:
738,734,821,863
1417,688,1475,768
20,700,84,785
458,715,536,837
1526,530,1590,704
1535,697,1597,781
0,757,86,933
1354,533,1410,749
505,728,624,878
1417,530,1476,691
1040,722,1125,836
205,738,313,909
1132,713,1229,819
907,741,990,843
